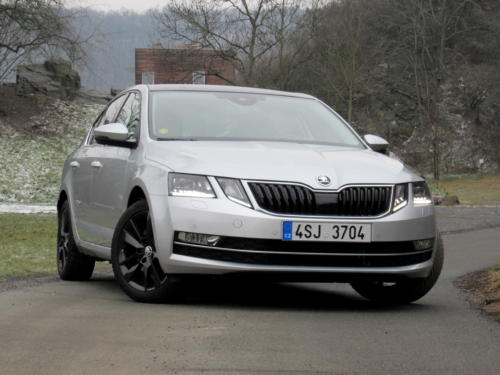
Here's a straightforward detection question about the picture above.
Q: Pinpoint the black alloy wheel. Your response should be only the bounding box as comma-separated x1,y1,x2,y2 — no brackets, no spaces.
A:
57,208,71,272
111,200,175,302
57,200,95,280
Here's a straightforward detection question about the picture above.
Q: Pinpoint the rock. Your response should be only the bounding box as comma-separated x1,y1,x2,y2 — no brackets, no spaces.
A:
43,59,80,90
432,196,443,205
16,59,111,104
76,87,113,105
16,59,81,100
440,195,460,206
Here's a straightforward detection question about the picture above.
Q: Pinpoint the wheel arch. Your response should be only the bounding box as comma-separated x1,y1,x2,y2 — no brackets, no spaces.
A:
57,190,68,212
127,185,148,207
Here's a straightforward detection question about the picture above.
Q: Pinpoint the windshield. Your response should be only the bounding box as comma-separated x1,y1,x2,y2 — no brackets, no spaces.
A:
149,91,364,147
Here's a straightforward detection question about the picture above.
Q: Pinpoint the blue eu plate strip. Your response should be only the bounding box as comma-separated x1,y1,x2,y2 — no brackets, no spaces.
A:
282,221,293,241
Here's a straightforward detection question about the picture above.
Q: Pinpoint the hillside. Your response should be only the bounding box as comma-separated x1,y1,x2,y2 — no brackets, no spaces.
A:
0,85,103,203
1,84,499,206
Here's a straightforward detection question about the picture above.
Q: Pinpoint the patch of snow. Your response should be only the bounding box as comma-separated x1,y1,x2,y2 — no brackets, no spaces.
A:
0,204,57,214
0,101,103,204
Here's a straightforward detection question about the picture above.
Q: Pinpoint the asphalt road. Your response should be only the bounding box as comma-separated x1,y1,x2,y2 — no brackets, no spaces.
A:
1,228,499,375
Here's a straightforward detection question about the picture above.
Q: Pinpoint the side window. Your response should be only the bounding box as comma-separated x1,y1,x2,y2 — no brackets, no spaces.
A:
116,92,141,139
98,94,128,126
89,94,128,144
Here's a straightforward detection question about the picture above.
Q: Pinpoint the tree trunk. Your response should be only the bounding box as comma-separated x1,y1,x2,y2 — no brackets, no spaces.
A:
432,122,440,180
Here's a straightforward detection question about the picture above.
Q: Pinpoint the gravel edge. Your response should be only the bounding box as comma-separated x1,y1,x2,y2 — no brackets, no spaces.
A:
455,268,500,324
0,270,114,294
0,274,60,293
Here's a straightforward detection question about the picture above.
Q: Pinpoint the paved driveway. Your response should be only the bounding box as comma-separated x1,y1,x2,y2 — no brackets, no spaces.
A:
0,228,499,375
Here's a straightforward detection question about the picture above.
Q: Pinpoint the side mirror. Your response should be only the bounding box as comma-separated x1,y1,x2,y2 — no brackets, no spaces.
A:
94,123,129,142
363,134,389,154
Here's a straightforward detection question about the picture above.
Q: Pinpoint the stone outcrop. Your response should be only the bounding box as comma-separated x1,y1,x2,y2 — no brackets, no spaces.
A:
16,59,81,100
434,195,460,206
16,59,111,104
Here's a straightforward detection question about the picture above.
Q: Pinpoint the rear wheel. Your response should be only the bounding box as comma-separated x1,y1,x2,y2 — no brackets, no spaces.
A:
57,201,95,281
111,200,176,303
351,235,444,304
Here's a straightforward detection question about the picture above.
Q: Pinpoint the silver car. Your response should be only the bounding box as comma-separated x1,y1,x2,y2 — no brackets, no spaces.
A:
57,84,443,303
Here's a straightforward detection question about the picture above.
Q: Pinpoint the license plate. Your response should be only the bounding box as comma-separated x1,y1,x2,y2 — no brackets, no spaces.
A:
282,222,371,242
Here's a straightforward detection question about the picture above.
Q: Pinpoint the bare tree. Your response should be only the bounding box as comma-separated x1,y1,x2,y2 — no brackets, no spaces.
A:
0,0,87,81
155,0,317,86
309,0,371,123
253,0,321,89
377,0,479,179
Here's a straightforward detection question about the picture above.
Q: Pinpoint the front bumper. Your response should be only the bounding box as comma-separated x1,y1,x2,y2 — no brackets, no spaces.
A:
149,191,437,279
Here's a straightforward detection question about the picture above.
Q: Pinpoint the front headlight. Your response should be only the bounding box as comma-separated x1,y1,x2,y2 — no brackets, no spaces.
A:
412,181,432,205
392,183,408,212
217,177,252,208
168,173,216,198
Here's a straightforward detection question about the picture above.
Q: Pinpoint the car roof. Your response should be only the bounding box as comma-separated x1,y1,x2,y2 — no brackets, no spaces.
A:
128,84,314,99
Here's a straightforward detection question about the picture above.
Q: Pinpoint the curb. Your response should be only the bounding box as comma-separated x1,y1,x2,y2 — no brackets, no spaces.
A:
0,204,57,214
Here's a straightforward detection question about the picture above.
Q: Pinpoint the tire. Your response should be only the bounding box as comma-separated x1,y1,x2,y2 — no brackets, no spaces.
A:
350,235,444,304
57,200,95,281
111,200,177,303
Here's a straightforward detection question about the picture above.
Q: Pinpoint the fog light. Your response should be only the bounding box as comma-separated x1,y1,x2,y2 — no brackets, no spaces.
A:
177,232,220,246
413,238,434,250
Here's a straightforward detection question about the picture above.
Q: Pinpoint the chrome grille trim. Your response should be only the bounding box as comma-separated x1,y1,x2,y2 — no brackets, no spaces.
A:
173,241,431,257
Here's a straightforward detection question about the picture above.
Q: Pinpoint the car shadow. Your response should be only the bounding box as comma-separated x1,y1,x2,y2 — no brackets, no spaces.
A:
89,273,436,313
176,279,436,313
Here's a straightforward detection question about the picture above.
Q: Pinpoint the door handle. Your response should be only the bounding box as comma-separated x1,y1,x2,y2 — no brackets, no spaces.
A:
91,161,103,168
70,161,80,168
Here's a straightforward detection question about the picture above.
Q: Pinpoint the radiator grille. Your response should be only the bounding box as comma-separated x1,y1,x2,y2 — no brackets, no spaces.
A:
248,183,392,216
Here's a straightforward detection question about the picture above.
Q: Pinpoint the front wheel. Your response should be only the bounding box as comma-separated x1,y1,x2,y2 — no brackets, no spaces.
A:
351,235,444,304
111,200,176,303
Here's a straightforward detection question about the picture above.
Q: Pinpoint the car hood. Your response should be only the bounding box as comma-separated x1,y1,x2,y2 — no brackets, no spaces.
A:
145,140,421,189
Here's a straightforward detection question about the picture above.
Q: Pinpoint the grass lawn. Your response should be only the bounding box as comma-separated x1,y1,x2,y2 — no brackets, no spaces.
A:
0,213,57,280
429,174,500,205
0,213,111,281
